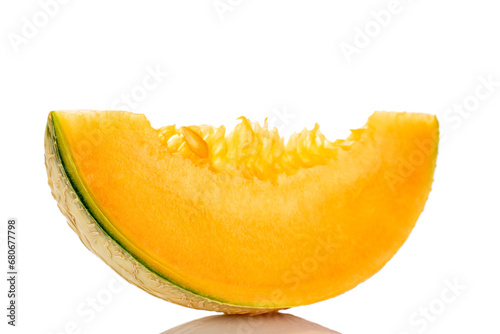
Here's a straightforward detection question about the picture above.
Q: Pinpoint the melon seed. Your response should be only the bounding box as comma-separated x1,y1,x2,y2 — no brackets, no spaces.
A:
181,126,209,158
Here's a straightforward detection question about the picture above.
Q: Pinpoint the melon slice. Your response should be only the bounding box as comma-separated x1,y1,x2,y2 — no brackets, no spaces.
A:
44,110,438,314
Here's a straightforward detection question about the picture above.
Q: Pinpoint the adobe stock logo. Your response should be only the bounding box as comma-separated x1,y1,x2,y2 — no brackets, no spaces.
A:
398,278,467,334
440,74,499,143
267,105,297,133
110,64,169,111
212,0,244,21
339,0,412,64
7,0,72,54
47,276,127,334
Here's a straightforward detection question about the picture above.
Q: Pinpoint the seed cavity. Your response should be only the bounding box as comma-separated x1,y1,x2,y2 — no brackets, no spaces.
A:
158,118,365,182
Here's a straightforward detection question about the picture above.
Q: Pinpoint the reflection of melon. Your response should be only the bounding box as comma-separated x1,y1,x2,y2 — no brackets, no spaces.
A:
162,313,339,334
45,110,438,314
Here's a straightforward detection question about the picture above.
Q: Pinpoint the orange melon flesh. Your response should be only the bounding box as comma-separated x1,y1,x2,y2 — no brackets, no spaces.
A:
51,110,438,308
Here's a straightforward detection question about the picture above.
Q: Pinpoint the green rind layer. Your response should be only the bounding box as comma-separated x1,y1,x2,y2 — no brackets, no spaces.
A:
45,111,281,314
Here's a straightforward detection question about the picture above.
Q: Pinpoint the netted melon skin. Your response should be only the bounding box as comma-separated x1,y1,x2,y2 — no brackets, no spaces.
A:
44,114,281,315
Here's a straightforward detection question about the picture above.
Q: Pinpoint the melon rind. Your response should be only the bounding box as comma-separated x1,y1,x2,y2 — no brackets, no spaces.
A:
44,113,281,314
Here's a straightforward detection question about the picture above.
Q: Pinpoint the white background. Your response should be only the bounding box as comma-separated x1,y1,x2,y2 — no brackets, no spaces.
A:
1,1,499,333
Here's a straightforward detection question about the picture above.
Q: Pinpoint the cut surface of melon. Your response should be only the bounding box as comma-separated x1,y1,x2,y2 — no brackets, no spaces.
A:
45,110,438,313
